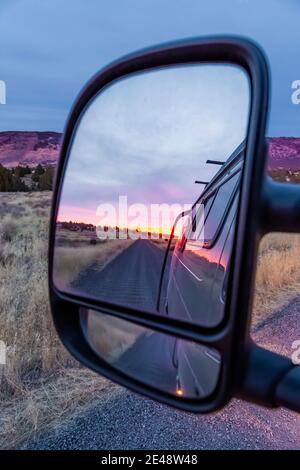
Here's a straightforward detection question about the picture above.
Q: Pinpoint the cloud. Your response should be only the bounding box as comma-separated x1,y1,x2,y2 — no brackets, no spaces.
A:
58,64,249,223
0,0,300,134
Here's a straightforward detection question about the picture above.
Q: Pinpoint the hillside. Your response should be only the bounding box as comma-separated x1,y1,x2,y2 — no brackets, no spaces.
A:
0,132,300,171
267,137,300,170
0,131,61,167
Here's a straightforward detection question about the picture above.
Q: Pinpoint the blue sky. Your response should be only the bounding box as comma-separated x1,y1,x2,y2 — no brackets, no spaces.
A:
0,0,299,135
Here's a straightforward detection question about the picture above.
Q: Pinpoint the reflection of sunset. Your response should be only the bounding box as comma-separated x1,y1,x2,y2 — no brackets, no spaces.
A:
138,225,181,237
184,241,225,268
57,203,185,239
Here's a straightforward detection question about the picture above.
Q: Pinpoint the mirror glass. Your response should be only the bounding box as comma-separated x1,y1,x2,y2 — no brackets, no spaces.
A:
53,64,250,328
80,308,221,399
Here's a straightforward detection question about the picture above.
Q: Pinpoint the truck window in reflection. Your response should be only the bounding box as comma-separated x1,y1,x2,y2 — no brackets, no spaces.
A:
164,154,242,327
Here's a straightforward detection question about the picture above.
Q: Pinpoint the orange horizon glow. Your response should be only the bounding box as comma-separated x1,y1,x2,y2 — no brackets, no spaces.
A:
57,205,183,237
57,219,181,239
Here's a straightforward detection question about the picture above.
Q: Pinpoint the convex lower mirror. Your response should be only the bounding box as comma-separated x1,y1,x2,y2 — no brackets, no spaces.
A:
80,308,221,399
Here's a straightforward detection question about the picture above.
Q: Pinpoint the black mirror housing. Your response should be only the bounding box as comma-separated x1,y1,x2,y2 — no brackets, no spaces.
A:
48,36,299,414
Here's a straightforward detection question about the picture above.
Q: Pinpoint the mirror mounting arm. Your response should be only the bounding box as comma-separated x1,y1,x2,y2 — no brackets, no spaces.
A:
275,365,300,413
261,178,300,234
237,343,300,412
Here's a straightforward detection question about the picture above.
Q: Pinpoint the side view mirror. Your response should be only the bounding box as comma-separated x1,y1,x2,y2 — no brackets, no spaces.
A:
49,37,300,413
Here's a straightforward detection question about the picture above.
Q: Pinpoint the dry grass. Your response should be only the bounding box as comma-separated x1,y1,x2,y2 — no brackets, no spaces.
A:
252,232,300,326
0,192,112,449
0,369,113,449
149,238,170,250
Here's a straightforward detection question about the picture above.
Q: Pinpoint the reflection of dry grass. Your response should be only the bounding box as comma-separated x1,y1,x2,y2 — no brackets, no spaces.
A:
252,233,300,326
53,239,133,288
85,310,145,363
150,238,170,250
0,192,110,449
55,227,96,245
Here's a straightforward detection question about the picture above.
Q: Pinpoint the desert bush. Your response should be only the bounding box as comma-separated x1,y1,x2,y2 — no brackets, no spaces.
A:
37,166,54,190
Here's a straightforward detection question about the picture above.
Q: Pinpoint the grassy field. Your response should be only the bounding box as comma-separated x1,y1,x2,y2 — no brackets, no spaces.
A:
0,191,299,448
252,232,300,325
0,192,113,449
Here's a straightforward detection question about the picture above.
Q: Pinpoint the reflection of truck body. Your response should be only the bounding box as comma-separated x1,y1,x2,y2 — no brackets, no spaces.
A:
174,340,221,398
166,144,244,397
167,144,244,328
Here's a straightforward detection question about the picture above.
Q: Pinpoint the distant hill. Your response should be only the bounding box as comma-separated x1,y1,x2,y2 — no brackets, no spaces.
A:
0,131,61,167
0,131,300,171
267,137,300,170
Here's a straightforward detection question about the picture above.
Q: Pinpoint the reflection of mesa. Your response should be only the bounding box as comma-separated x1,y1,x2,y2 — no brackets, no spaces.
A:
0,80,6,105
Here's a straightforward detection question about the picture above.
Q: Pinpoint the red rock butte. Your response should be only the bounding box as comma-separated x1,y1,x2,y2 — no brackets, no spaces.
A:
0,132,299,171
0,131,61,168
267,137,300,170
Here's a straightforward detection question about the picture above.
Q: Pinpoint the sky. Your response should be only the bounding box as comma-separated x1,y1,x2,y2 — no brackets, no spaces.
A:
58,64,249,228
0,0,300,136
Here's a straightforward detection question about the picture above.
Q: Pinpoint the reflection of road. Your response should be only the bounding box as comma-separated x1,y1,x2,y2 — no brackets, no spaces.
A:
176,342,220,397
115,332,178,394
114,330,220,398
72,239,167,313
74,237,220,396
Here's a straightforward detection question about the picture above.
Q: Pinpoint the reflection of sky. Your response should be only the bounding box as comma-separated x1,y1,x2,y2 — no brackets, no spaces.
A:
58,65,249,228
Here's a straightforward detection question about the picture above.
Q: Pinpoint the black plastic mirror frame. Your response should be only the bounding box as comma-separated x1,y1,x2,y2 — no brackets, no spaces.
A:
48,36,270,413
